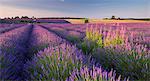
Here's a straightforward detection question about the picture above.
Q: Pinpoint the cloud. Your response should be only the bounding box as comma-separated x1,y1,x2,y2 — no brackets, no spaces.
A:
0,0,149,18
60,0,65,2
0,5,79,18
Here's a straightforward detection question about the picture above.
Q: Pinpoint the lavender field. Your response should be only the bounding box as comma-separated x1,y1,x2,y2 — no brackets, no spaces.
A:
0,22,150,81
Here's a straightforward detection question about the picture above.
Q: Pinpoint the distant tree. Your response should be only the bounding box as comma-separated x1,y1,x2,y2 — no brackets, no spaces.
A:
7,17,11,19
103,18,109,20
85,19,89,23
117,17,121,20
21,16,29,19
32,16,36,19
111,15,116,19
14,16,19,19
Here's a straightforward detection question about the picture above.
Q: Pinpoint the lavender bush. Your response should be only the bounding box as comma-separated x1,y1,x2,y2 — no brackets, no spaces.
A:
82,24,150,80
25,43,83,80
67,66,129,81
25,42,127,81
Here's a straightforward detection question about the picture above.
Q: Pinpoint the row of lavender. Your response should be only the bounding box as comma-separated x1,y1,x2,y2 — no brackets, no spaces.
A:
40,24,85,44
25,25,125,80
0,24,64,80
0,24,25,34
40,22,150,80
0,24,32,80
0,24,125,80
42,23,150,46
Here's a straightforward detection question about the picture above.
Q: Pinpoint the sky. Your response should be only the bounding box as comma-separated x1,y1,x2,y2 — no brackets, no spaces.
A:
0,0,150,18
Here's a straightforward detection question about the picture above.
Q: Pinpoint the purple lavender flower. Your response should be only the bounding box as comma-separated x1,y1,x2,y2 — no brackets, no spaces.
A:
67,66,124,81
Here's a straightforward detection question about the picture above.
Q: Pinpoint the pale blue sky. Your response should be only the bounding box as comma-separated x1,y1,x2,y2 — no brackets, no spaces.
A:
0,0,149,18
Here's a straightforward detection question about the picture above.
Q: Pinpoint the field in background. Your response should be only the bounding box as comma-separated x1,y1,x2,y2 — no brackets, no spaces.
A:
66,19,149,24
